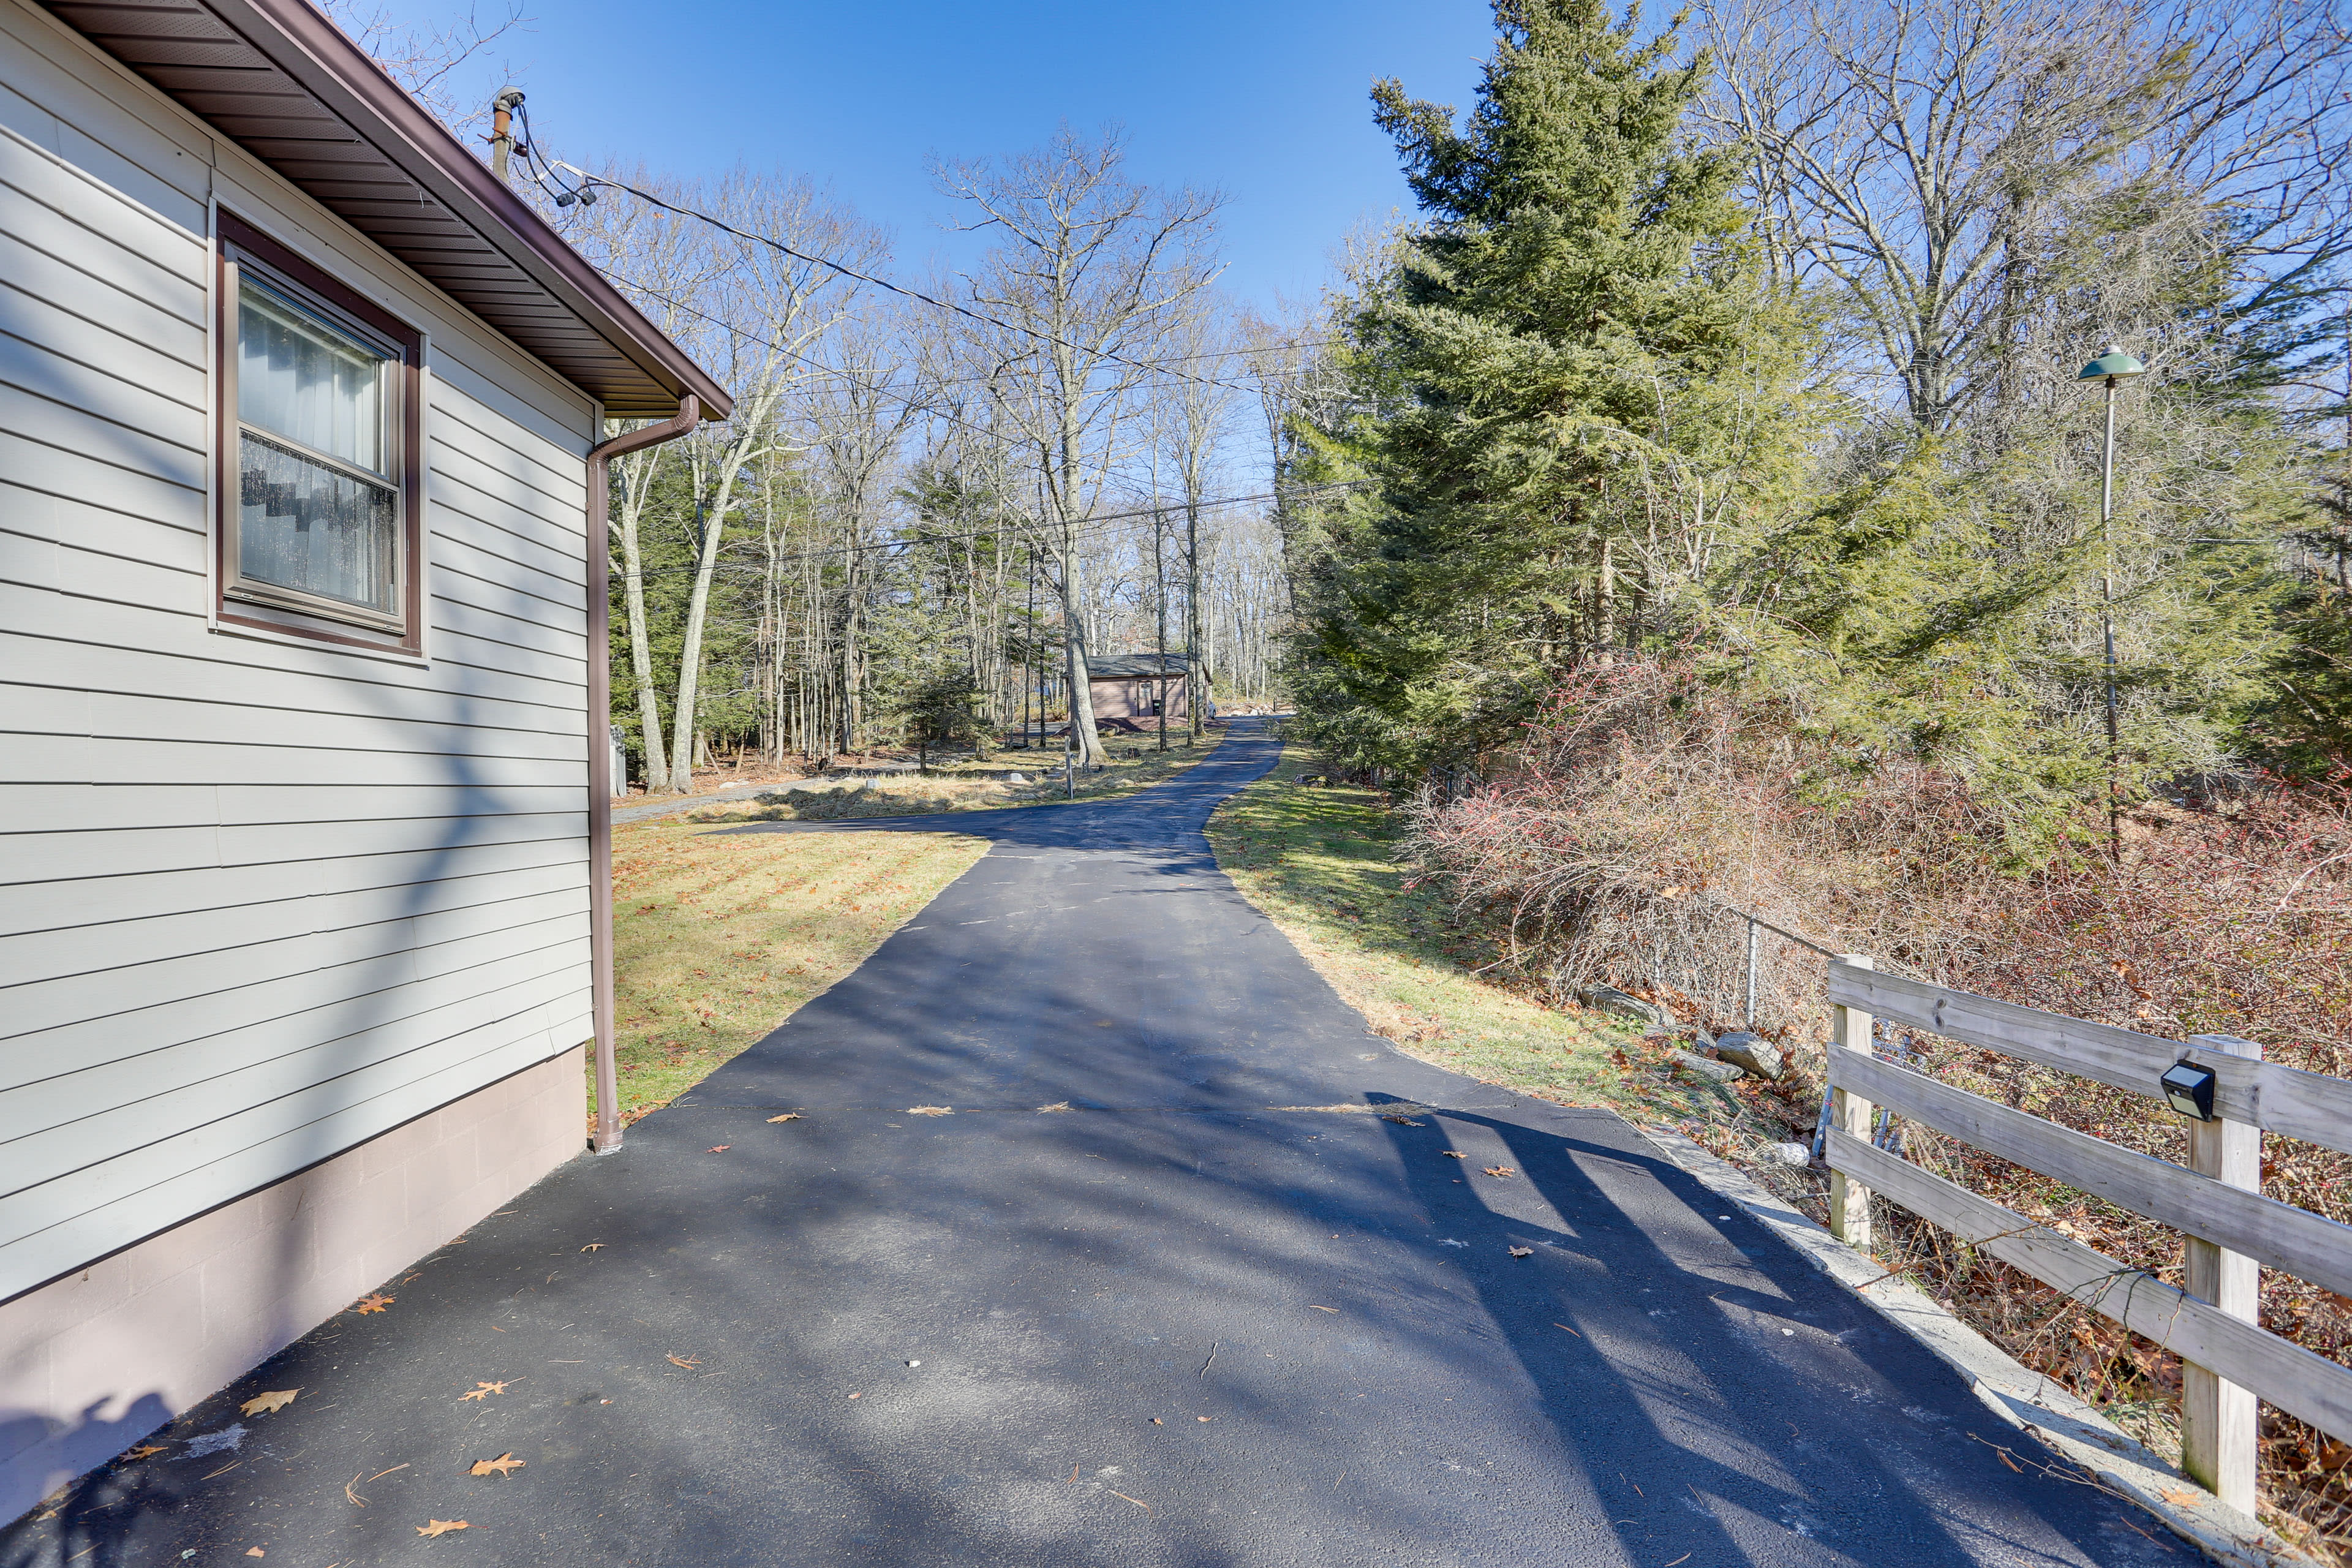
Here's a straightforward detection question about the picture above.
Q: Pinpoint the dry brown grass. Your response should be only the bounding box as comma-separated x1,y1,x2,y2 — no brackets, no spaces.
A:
598,819,988,1124
677,736,1225,826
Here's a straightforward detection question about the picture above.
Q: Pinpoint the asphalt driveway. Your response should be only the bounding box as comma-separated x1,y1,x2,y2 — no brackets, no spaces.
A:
1,721,2189,1567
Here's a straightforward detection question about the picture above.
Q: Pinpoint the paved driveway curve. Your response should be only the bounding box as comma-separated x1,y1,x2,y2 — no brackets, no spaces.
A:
5,722,2188,1567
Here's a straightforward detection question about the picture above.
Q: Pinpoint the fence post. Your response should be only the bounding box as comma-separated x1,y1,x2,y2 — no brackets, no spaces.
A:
1743,916,1760,1027
2179,1032,2262,1514
1828,954,1875,1248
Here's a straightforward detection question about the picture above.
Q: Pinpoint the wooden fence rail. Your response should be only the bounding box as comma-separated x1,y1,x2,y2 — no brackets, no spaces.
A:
1820,957,2352,1515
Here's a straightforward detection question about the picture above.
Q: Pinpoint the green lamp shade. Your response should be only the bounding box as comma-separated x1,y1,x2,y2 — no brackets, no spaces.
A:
2078,345,2146,380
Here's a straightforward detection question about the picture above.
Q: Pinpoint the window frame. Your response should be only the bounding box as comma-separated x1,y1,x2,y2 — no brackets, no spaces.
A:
214,209,425,654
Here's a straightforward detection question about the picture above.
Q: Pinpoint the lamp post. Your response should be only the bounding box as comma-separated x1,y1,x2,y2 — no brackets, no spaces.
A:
2078,344,2146,861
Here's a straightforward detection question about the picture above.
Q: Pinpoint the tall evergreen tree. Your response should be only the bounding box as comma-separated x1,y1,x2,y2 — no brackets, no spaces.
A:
1298,0,1808,775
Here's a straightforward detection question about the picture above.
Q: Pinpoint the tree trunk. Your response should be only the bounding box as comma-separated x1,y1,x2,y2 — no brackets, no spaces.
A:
611,443,671,792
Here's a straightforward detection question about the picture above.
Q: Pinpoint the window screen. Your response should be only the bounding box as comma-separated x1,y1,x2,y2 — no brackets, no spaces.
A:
234,277,401,620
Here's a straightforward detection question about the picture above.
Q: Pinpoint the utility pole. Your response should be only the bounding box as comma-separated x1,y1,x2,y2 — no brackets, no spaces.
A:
1185,494,1204,745
1153,505,1170,752
488,88,524,183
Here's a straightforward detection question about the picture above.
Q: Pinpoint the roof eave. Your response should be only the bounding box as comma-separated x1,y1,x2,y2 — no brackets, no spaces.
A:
96,0,732,423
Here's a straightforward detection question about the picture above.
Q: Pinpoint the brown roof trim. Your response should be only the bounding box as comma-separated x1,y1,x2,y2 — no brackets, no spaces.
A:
43,0,731,421
224,0,732,420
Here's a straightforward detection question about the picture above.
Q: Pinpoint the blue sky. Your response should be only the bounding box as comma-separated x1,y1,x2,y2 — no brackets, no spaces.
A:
394,0,1495,309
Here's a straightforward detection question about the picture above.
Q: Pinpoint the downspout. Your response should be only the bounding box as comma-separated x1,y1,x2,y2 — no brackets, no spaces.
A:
587,395,701,1154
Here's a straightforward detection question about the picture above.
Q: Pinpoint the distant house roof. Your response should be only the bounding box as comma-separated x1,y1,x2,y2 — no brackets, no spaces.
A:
39,0,731,421
1088,654,1192,679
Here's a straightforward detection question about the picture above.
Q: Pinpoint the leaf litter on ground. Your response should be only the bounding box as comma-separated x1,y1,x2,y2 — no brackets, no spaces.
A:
238,1390,297,1417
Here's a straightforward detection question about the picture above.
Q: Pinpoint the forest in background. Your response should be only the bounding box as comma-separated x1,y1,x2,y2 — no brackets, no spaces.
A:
546,141,1312,788
334,0,1313,788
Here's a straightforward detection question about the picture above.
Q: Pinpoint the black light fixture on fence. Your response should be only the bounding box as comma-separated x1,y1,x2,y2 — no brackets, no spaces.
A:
2159,1058,2218,1121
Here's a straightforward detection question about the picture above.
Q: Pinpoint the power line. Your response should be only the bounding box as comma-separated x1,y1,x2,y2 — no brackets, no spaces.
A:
609,480,1363,584
557,162,1266,398
606,268,1336,399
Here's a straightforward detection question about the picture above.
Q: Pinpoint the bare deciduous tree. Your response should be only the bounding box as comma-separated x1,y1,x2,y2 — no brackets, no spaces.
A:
937,129,1224,767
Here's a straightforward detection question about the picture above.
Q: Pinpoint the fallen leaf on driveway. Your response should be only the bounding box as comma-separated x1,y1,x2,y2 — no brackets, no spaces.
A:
459,1382,509,1401
352,1293,394,1314
1309,1305,1339,1313
580,1243,604,1252
1442,1151,1465,1159
1484,1166,1517,1178
666,1355,701,1370
766,1113,802,1123
246,1548,265,1557
1037,1101,1072,1113
908,1106,952,1117
416,1519,469,1537
239,1390,298,1416
2160,1487,2207,1507
124,1445,167,1461
1509,1246,1534,1258
706,1145,731,1153
468,1453,526,1478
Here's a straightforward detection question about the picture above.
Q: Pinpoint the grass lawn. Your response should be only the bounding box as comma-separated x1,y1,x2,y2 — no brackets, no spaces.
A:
597,820,989,1126
678,730,1227,824
1204,739,1783,1134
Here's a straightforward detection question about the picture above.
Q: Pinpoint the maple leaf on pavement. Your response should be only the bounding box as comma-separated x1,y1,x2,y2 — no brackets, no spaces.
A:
459,1382,509,1401
908,1106,952,1117
1441,1151,1465,1159
416,1519,469,1537
579,1243,604,1252
468,1453,526,1478
352,1293,394,1314
124,1445,167,1461
1509,1246,1534,1257
1484,1166,1517,1178
706,1145,731,1153
239,1390,298,1416
766,1113,802,1122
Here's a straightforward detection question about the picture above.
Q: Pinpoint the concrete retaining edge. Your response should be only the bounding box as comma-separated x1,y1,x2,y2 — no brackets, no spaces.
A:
1634,1123,2319,1567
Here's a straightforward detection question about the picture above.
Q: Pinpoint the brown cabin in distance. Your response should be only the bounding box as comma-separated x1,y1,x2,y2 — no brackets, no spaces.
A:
1088,653,1201,724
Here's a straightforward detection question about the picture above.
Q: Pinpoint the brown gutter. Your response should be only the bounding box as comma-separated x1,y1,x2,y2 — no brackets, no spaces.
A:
586,396,701,1154
207,0,734,422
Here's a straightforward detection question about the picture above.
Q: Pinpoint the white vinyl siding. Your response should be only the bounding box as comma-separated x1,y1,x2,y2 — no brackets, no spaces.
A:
0,3,600,1305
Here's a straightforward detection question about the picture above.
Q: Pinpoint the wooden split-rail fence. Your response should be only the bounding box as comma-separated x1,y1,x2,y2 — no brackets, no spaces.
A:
1820,956,2352,1513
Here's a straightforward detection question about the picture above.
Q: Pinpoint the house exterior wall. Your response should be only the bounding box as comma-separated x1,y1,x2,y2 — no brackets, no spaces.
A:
0,1046,583,1524
0,0,601,1510
1088,676,1189,722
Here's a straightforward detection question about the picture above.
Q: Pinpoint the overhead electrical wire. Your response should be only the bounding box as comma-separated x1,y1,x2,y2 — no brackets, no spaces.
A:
540,156,1269,398
608,480,1365,586
605,268,1335,399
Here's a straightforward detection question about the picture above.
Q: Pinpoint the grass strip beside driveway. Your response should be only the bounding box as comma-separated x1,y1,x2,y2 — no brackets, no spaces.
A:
597,820,989,1125
1204,740,1738,1128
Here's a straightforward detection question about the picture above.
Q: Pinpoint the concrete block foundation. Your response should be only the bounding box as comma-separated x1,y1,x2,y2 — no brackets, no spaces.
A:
0,1047,585,1524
